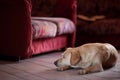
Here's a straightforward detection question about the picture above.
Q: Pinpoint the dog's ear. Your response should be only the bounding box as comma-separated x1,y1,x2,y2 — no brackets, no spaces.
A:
70,50,81,65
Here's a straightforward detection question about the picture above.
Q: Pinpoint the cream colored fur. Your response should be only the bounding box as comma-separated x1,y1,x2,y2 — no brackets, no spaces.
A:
54,43,118,74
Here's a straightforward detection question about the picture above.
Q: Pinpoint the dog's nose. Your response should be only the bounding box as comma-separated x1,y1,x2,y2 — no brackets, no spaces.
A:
54,61,57,66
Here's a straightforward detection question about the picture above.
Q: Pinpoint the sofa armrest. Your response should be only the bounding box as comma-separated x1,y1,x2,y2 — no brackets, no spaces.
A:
54,0,76,47
0,0,32,57
53,0,77,47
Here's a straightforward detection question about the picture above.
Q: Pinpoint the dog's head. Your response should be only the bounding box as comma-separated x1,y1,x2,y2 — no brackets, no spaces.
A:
54,48,81,67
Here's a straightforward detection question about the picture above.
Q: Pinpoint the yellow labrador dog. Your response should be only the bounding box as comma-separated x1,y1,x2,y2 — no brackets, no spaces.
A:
54,43,118,74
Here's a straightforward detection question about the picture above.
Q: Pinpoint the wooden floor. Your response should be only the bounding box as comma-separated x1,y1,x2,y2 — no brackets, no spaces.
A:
0,51,120,80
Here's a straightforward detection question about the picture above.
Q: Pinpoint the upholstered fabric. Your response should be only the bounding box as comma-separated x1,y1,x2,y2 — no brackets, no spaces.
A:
77,0,97,16
31,0,77,24
32,19,57,39
0,0,76,58
31,0,56,17
77,0,120,18
32,17,75,39
96,0,120,18
77,19,120,35
0,0,32,57
76,0,120,48
54,0,77,24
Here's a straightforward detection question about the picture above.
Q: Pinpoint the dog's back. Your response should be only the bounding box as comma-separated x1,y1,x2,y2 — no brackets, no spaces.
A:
77,43,118,69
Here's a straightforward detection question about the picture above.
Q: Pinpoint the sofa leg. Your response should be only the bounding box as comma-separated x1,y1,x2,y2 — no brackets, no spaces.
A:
0,55,21,61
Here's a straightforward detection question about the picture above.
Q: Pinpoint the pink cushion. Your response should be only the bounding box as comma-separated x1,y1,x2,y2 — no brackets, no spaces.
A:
32,19,57,39
32,17,75,39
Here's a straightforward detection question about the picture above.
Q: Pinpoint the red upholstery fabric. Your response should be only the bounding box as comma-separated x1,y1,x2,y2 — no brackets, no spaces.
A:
31,0,56,17
76,0,120,48
54,0,77,24
32,35,67,54
0,0,76,58
0,0,32,57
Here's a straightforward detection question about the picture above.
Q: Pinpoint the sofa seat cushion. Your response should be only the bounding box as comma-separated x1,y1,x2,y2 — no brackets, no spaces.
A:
32,19,57,39
77,19,120,35
32,17,75,39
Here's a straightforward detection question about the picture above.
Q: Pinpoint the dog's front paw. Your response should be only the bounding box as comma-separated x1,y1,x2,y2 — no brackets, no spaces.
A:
56,67,65,71
56,66,70,71
78,69,87,75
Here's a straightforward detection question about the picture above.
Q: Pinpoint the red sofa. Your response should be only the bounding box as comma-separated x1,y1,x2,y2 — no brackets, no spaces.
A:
76,0,120,48
0,0,76,59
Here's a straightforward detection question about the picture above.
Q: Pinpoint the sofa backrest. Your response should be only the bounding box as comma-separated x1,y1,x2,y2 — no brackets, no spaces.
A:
31,0,77,24
77,0,120,18
31,0,56,17
77,0,97,17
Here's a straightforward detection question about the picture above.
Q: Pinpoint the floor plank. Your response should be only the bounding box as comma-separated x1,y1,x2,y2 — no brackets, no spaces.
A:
0,51,120,80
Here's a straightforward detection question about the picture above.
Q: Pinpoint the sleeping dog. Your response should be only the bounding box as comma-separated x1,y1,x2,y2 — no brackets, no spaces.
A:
54,43,118,74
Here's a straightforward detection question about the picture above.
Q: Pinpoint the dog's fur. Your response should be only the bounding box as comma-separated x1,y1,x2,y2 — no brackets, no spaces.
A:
54,43,118,74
